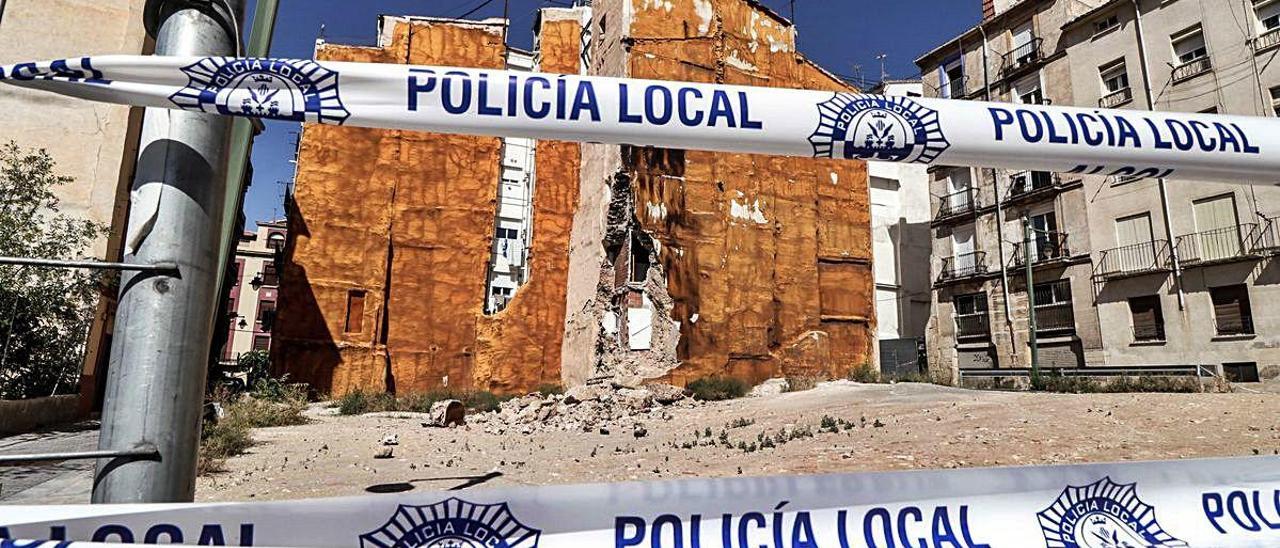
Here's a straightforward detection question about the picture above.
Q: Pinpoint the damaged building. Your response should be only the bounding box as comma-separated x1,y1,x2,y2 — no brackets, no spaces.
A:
273,0,874,396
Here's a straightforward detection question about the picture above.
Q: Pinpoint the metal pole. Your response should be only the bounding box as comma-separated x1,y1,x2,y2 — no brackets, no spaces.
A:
93,0,240,504
1024,217,1040,384
0,447,158,464
0,257,177,272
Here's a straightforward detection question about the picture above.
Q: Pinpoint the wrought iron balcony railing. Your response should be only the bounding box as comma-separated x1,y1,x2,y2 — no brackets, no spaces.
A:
1034,302,1076,333
1172,56,1212,83
1248,216,1280,254
1013,231,1070,266
936,188,976,220
939,252,988,282
1095,240,1172,279
1099,87,1133,108
1256,28,1280,52
1001,37,1045,74
955,313,991,339
1176,224,1254,265
1008,171,1060,199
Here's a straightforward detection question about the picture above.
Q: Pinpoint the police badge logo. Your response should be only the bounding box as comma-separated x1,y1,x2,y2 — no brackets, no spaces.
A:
359,498,541,548
169,57,350,125
1037,477,1187,548
808,93,949,164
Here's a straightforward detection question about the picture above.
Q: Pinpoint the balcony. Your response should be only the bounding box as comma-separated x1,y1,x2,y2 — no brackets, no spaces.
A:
1001,37,1045,76
1006,171,1067,206
1248,216,1280,254
1256,28,1280,53
1012,231,1071,267
1176,224,1257,266
1034,302,1076,333
935,188,977,221
1094,240,1172,280
939,252,988,283
1171,56,1212,83
932,75,969,99
1099,87,1133,109
956,313,991,340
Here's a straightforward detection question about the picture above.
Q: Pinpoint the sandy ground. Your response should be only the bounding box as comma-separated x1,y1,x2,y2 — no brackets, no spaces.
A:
194,382,1280,502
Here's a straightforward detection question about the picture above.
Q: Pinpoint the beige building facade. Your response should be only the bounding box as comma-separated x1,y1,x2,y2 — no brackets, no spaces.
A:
918,0,1280,383
0,0,151,408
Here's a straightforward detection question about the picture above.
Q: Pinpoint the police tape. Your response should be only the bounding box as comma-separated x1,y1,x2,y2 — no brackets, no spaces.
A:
2,55,1280,183
2,456,1278,547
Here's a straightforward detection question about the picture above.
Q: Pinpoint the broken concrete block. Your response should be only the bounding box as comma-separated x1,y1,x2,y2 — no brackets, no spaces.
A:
374,447,394,459
644,383,687,405
564,385,608,404
749,378,789,397
425,400,466,427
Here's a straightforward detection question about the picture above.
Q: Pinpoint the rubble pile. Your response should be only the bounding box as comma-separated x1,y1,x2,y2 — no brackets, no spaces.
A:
469,383,694,436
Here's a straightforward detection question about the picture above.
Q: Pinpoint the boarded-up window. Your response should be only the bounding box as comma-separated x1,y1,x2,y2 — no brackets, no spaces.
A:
252,335,270,352
261,262,279,286
1210,284,1254,335
818,262,872,319
1128,295,1165,341
345,290,366,334
258,300,276,332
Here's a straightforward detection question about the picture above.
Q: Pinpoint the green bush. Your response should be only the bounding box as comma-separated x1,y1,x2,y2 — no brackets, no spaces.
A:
1032,373,1204,394
337,389,372,415
536,383,565,397
847,364,881,383
197,418,252,475
687,376,748,401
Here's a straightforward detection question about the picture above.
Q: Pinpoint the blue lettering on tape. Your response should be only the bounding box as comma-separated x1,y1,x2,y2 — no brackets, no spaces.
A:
170,57,350,125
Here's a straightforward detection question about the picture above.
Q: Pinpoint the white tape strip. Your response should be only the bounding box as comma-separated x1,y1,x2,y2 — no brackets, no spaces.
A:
2,457,1278,547
2,55,1280,182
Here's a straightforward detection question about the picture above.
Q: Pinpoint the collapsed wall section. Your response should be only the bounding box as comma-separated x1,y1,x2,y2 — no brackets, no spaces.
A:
578,0,875,386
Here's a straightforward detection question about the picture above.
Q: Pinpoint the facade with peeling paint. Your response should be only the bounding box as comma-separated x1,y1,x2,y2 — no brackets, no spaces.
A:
273,0,874,396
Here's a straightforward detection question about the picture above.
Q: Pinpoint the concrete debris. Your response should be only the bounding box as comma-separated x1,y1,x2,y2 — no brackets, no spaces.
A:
749,378,789,397
380,434,399,446
373,447,394,459
470,384,694,436
424,400,467,428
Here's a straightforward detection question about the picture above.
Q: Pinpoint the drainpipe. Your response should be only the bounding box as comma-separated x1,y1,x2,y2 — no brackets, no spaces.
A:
1131,0,1187,310
978,22,1019,356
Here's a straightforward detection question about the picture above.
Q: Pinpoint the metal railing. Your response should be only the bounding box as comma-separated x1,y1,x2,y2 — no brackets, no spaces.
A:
956,313,991,339
1256,28,1280,52
1035,302,1076,333
1001,37,1045,74
1095,240,1172,278
1008,171,1059,199
1214,315,1255,337
940,251,988,281
1172,56,1212,83
1176,224,1253,265
1133,324,1166,343
1013,231,1070,266
936,188,976,219
1248,216,1280,253
1099,87,1133,108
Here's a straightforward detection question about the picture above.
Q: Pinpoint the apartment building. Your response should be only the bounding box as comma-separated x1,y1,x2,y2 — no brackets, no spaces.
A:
220,220,287,362
917,0,1280,383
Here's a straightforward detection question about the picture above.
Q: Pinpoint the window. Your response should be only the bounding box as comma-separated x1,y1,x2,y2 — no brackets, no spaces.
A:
257,300,276,332
1028,210,1064,262
1210,284,1254,336
1257,0,1280,33
344,290,366,334
1094,13,1120,35
630,233,651,283
953,292,990,339
1172,27,1208,64
1223,362,1260,382
942,58,965,99
1128,295,1165,342
267,232,286,251
261,262,279,286
1014,74,1044,105
1032,280,1074,332
1100,60,1129,93
1270,86,1280,116
252,335,271,352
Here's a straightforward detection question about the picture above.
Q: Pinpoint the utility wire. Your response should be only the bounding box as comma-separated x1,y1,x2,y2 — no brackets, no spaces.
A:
458,0,498,20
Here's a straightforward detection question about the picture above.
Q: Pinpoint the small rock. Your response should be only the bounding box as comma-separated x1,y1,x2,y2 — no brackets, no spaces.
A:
633,424,648,438
380,434,399,446
565,385,609,404
749,378,789,397
374,447,394,459
426,400,466,427
644,383,687,405
599,427,610,435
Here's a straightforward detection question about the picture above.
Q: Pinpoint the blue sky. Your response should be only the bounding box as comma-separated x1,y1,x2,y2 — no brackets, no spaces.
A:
239,0,980,224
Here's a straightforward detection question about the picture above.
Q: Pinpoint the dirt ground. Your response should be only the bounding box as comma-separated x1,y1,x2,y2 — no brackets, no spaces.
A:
194,381,1280,502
